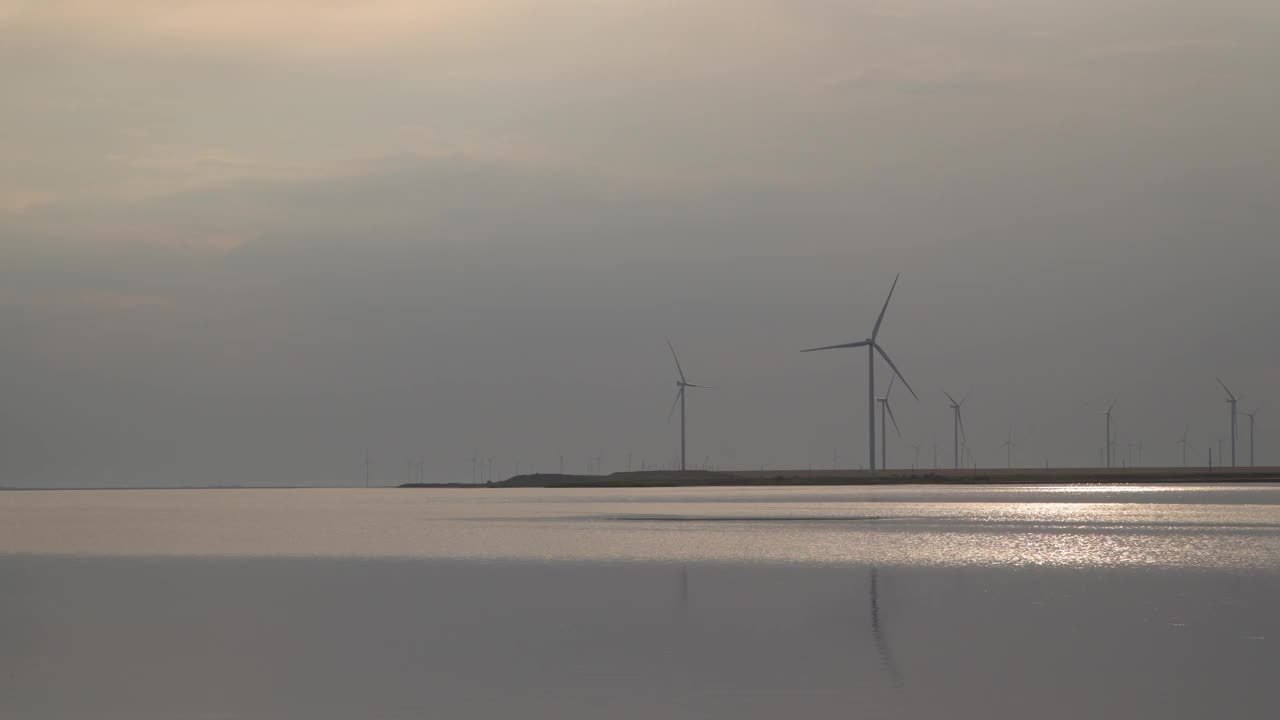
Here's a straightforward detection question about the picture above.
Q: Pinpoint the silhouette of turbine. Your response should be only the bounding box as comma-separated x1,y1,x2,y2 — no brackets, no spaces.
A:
802,274,917,473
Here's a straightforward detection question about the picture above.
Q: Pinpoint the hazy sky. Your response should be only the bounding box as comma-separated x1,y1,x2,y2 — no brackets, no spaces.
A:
4,1,1279,486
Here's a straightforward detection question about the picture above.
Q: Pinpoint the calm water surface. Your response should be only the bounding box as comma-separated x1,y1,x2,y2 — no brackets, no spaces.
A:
3,485,1278,718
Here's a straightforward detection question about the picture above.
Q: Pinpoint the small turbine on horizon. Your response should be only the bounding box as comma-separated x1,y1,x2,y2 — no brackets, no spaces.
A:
1242,407,1261,467
1099,399,1116,468
999,428,1015,469
1177,426,1191,468
943,390,969,470
802,273,917,473
667,339,707,472
876,375,903,469
1217,378,1240,467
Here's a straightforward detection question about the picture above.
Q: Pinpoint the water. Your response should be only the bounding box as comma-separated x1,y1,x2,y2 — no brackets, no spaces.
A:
3,485,1278,718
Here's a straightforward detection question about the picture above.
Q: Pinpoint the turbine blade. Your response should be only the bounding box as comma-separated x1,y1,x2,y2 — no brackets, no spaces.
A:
666,388,682,422
801,340,870,353
874,344,918,400
871,273,901,341
885,374,896,399
684,383,710,389
886,402,902,437
1216,377,1237,401
960,389,972,407
958,411,967,443
942,390,959,406
667,339,686,383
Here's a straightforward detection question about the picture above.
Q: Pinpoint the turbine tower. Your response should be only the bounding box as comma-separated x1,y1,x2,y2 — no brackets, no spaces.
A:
667,339,706,472
999,428,1015,468
1242,407,1260,467
943,390,969,470
876,375,903,469
1099,399,1116,468
1217,378,1240,467
802,273,917,473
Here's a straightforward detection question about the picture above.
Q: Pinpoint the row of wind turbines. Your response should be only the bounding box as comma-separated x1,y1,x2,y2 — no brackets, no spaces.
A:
664,274,1263,473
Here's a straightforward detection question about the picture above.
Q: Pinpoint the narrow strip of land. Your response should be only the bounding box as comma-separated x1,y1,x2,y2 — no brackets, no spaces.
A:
401,467,1280,488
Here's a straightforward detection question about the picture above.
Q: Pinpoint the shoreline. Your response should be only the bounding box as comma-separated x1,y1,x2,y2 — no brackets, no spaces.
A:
402,467,1280,488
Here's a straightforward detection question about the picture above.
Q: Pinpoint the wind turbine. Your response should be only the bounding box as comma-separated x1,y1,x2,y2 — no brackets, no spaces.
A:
1099,399,1116,468
876,375,903,469
1217,378,1240,467
1242,407,1261,467
942,390,969,470
667,339,706,472
1177,426,1190,468
802,273,917,473
999,428,1015,468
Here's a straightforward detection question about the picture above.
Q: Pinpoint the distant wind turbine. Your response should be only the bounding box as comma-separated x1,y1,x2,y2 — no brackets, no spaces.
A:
999,429,1015,468
1099,399,1116,468
667,339,707,472
876,375,903,469
802,274,917,473
1242,407,1261,467
1217,378,1240,467
943,390,969,470
1177,426,1190,467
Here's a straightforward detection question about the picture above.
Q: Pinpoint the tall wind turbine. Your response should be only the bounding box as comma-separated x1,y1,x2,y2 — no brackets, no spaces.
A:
1217,378,1240,467
1242,407,1260,467
876,375,903,469
942,391,969,470
667,339,706,472
1099,399,1116,468
802,274,917,473
1177,426,1190,467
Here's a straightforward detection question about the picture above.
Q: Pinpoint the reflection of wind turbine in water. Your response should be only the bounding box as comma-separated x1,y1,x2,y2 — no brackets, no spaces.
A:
868,568,903,687
677,563,689,621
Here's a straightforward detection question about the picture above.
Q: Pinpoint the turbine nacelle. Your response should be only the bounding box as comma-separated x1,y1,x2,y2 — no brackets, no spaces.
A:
942,390,969,410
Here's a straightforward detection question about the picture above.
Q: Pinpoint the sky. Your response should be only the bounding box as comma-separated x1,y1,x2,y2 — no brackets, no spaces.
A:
3,1,1279,486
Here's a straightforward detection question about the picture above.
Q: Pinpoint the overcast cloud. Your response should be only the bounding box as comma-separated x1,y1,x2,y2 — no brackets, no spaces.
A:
3,1,1279,486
